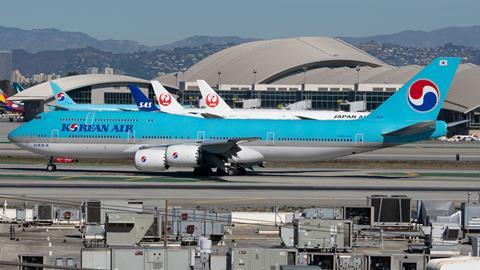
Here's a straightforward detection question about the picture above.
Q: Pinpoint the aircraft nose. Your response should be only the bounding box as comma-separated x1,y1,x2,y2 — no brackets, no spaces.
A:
7,132,16,143
7,127,20,143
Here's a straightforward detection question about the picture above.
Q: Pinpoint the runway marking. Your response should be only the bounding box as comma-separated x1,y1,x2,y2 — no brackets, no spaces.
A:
369,171,480,178
58,176,75,180
124,176,151,181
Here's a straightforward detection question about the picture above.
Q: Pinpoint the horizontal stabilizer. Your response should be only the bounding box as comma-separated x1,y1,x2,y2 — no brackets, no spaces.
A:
200,113,224,119
447,119,469,127
47,104,70,111
118,108,138,112
382,121,436,137
295,115,317,120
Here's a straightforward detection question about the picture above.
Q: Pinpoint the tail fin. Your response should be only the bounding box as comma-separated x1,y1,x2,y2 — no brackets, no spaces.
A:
0,89,7,104
197,80,233,117
150,80,186,114
366,57,460,123
12,82,24,93
50,82,76,105
127,84,159,112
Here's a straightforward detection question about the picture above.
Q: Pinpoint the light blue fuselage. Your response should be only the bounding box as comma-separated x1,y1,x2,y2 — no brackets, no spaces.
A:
8,110,447,161
57,104,138,111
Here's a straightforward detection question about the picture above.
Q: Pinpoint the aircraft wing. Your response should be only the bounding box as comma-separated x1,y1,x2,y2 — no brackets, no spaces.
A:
139,137,260,154
382,121,436,137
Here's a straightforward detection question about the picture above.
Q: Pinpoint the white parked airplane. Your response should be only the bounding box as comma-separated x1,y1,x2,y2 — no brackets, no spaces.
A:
196,80,369,120
150,80,368,120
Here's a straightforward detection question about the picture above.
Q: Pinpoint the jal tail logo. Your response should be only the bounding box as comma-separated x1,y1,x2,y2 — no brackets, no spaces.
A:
407,79,439,113
139,102,153,108
158,93,172,106
205,93,219,108
56,92,66,102
140,156,147,162
69,123,79,132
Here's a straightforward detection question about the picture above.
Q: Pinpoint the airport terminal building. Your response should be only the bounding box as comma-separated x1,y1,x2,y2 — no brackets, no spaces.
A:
9,37,480,134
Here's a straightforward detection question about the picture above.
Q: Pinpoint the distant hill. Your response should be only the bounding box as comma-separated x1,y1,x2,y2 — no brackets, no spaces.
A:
157,35,258,49
0,26,151,53
0,26,257,53
342,25,480,48
11,43,234,79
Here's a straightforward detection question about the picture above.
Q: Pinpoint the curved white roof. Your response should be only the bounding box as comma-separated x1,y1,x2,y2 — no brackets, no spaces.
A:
156,37,385,87
9,74,149,101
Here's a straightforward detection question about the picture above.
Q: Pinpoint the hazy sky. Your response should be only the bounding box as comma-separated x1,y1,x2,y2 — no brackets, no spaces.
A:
0,0,477,45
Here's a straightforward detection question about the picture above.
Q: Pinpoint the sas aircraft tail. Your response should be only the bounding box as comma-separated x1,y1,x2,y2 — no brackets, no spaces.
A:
128,84,159,112
50,82,76,106
197,80,233,117
366,57,460,124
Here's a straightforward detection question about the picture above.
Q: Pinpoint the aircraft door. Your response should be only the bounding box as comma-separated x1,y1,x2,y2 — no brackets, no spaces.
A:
197,130,205,140
355,133,364,145
267,132,275,145
86,112,95,125
128,130,135,144
51,129,59,143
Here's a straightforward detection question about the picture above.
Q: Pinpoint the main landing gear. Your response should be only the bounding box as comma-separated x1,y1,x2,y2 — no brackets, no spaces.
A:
215,166,247,176
192,165,247,177
46,157,57,172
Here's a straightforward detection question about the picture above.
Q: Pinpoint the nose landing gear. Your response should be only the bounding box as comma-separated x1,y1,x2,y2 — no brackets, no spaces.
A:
46,157,57,172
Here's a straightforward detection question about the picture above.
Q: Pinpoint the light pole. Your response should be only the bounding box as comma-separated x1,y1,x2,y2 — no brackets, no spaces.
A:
252,68,257,90
355,65,361,101
302,66,307,90
217,71,222,89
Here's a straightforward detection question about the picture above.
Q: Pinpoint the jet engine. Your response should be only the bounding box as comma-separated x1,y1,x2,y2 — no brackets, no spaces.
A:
227,146,264,164
135,148,168,171
165,145,201,166
135,145,201,171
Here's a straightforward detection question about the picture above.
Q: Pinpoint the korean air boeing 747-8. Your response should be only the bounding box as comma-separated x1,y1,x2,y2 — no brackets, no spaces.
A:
8,58,460,175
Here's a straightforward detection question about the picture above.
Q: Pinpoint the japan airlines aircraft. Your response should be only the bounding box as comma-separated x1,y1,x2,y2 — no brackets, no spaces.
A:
49,82,139,111
150,80,204,116
196,80,369,120
8,58,460,175
151,80,368,119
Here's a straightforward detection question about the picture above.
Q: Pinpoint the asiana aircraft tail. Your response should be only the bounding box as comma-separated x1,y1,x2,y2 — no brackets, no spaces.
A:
8,57,460,175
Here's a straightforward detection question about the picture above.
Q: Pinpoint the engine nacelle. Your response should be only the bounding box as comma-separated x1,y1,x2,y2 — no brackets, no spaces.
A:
228,146,264,164
135,148,168,171
165,145,201,167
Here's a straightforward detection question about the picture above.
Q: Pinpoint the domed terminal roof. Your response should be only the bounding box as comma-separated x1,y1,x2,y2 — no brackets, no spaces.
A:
156,37,386,88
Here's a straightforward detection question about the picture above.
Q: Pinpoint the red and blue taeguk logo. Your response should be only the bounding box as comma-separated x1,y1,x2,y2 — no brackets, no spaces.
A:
69,123,79,132
140,156,147,162
407,79,439,113
56,92,66,102
172,152,178,159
